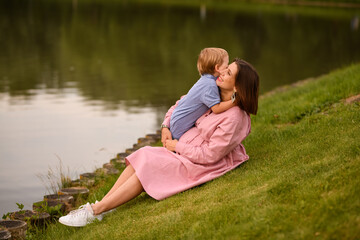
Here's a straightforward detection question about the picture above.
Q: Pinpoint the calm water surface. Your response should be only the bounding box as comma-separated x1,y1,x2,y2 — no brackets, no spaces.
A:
0,1,359,215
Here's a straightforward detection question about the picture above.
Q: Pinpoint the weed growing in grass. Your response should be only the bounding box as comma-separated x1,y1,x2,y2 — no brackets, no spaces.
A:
2,202,25,220
36,154,72,194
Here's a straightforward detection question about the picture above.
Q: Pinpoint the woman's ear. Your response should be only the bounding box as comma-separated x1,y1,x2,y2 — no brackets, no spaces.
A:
233,86,237,92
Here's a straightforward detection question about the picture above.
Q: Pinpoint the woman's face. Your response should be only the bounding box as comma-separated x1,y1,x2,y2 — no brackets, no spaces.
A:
216,62,238,91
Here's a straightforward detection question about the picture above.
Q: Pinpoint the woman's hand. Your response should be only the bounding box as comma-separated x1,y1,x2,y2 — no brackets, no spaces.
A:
161,128,172,147
165,139,178,152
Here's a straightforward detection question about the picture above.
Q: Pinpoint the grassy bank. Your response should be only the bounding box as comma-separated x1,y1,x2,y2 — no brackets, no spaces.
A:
33,63,360,239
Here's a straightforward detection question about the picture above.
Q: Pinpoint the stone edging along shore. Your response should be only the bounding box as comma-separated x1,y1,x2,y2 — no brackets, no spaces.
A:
57,129,161,199
0,131,161,237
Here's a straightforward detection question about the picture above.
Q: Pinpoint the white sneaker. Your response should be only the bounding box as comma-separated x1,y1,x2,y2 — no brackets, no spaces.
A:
59,202,102,227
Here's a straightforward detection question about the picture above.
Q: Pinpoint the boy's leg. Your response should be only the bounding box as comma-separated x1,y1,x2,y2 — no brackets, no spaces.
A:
102,164,136,200
92,173,143,215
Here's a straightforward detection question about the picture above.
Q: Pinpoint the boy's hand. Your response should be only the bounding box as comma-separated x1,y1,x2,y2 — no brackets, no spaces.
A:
165,139,178,152
161,128,172,147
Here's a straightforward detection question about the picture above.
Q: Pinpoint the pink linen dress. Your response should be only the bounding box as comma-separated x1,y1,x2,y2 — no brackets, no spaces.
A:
126,100,251,200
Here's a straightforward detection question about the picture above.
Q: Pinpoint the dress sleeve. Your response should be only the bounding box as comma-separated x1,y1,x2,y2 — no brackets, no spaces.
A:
162,95,185,127
175,115,248,165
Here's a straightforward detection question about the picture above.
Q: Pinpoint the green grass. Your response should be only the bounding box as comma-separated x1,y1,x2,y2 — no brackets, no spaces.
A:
32,64,360,239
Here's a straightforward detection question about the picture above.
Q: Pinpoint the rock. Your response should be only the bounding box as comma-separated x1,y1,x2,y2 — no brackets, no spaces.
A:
44,193,75,212
110,158,119,165
125,148,136,155
0,220,27,240
133,139,154,149
80,172,96,180
58,187,89,200
145,133,161,142
81,179,95,187
71,179,81,187
137,137,148,144
117,152,128,159
103,163,113,169
116,153,128,164
103,167,119,175
0,229,11,240
10,210,50,227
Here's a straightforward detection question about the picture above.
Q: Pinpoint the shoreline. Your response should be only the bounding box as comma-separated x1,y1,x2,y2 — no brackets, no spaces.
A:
3,62,360,239
1,65,352,216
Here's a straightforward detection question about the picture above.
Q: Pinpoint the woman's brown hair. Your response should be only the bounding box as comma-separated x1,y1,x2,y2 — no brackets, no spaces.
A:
233,58,259,115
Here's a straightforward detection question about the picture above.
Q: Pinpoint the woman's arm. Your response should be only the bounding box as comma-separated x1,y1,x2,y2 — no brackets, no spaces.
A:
173,115,248,164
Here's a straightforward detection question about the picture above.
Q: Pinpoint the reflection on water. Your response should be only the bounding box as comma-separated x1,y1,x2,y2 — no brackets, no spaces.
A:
0,88,159,215
0,1,360,215
352,16,359,30
1,1,360,104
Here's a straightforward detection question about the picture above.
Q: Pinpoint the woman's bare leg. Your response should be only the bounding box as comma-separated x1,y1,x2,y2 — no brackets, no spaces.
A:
91,172,143,215
102,164,136,200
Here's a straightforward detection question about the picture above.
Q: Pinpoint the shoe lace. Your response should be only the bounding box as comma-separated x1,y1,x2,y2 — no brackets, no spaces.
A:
68,204,88,215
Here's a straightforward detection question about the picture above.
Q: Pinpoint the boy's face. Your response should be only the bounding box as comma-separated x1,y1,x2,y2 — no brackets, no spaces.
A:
214,55,229,77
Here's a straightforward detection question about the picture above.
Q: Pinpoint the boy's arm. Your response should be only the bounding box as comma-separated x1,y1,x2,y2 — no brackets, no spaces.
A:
161,95,186,147
162,95,186,127
211,100,235,114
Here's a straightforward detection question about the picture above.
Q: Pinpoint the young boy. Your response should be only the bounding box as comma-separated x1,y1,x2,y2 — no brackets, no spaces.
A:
163,47,234,140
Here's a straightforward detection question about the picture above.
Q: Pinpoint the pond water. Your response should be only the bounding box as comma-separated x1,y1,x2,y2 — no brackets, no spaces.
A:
0,1,359,216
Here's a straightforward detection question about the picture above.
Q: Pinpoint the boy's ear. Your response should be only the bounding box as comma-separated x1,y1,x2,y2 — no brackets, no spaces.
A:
214,64,220,72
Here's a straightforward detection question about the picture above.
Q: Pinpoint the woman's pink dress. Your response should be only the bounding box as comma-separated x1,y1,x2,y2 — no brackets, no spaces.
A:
126,101,251,200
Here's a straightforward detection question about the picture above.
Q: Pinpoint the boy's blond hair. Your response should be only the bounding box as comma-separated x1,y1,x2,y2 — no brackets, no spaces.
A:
197,48,228,75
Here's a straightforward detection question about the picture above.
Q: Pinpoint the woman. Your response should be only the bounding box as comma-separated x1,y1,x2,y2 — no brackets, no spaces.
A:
59,58,259,227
